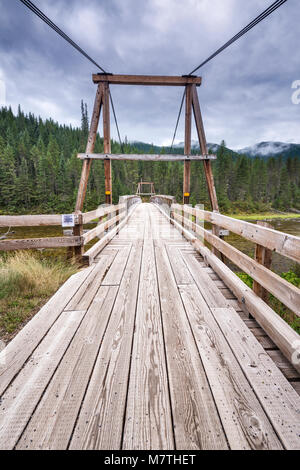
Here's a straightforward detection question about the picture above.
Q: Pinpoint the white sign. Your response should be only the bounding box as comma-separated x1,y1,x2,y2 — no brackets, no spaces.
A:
62,214,75,228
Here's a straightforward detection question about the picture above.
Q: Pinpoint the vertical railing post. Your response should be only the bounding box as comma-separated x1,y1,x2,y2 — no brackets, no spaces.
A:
73,211,84,259
253,221,273,304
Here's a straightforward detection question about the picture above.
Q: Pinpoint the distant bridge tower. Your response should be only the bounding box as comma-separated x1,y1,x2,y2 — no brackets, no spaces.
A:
136,181,156,197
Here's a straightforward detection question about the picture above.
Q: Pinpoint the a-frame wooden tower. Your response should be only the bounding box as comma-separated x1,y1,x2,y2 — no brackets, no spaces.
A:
75,73,219,212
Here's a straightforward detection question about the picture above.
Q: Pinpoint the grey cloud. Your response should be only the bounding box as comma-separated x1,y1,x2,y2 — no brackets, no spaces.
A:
0,0,299,148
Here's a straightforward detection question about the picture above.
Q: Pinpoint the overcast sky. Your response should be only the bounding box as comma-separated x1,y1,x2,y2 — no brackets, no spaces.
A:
0,0,299,149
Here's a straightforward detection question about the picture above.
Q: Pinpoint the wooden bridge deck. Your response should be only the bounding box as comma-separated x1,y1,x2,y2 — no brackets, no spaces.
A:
0,203,299,450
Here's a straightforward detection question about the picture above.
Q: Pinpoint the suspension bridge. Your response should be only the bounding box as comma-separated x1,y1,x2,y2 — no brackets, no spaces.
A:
0,0,299,451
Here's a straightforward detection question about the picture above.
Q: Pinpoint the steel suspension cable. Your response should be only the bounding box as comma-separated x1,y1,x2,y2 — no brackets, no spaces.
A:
18,0,108,73
188,0,288,75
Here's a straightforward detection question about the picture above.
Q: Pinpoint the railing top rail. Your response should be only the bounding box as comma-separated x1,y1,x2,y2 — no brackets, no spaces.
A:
172,205,300,264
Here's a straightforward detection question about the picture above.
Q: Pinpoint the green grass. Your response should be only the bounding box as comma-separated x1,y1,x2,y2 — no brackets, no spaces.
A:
0,252,78,336
225,212,300,221
237,271,300,334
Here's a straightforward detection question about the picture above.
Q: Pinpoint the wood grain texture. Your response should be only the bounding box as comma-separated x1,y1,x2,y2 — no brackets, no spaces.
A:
211,308,300,450
0,265,95,396
0,310,86,450
180,284,282,450
65,254,115,311
166,245,194,285
92,74,202,86
0,236,82,251
123,208,174,450
172,211,300,315
155,202,300,373
155,243,228,450
17,286,118,450
0,214,67,227
178,205,300,264
78,153,216,161
69,241,144,450
102,245,132,286
75,83,103,212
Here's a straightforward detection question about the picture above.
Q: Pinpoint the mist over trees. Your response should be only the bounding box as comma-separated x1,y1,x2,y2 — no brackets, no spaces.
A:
0,105,299,214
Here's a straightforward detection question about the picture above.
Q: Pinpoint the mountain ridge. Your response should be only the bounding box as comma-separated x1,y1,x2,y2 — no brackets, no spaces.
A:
131,140,300,159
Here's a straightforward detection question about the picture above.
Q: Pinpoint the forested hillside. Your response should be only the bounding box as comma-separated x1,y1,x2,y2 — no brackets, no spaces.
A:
0,105,299,214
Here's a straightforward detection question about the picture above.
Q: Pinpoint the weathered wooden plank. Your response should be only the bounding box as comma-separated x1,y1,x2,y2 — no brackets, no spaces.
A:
178,205,300,264
17,286,118,450
123,221,174,449
78,153,216,161
183,253,231,309
102,245,132,286
0,310,86,450
82,204,125,224
211,308,300,450
93,74,202,86
0,265,95,396
180,284,282,450
82,214,122,244
0,214,67,227
0,236,82,251
155,244,228,450
65,254,115,311
70,241,144,450
173,211,300,315
83,204,139,264
165,245,194,285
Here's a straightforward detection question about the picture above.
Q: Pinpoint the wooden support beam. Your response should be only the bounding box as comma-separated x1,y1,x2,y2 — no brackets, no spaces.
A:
183,85,192,204
78,153,216,161
75,83,104,212
191,84,220,256
191,85,219,212
103,82,112,205
93,74,202,87
0,237,82,251
253,221,273,304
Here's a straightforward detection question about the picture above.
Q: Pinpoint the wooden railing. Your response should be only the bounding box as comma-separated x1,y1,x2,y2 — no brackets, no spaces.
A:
83,196,141,264
171,204,300,315
0,196,141,261
152,199,300,372
150,195,177,207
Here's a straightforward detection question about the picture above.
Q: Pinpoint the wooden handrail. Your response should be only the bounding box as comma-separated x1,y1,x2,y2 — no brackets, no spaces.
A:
151,195,177,207
82,203,125,224
0,236,82,251
173,205,300,264
83,213,124,245
154,202,300,373
0,214,80,228
171,208,300,316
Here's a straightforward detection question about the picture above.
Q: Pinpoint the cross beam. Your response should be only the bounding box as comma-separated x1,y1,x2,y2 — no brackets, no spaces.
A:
77,153,216,161
92,74,202,87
